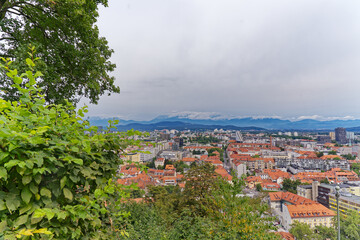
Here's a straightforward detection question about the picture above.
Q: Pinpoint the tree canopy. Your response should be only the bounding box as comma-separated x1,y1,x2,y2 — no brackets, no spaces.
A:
0,0,118,104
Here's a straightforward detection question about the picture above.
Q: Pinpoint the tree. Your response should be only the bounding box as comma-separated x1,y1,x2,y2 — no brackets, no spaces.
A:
316,152,324,158
314,225,336,240
342,154,356,160
328,150,337,155
351,163,360,175
141,163,280,240
290,221,337,240
320,178,330,184
180,163,218,217
0,1,118,104
341,210,360,240
282,178,301,194
0,58,135,239
173,160,188,173
290,222,317,240
256,183,262,192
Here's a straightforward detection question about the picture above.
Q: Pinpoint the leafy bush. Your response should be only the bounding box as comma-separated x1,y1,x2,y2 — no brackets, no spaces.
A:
0,56,135,239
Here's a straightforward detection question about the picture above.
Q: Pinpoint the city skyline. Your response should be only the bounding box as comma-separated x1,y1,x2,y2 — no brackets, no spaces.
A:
81,0,360,120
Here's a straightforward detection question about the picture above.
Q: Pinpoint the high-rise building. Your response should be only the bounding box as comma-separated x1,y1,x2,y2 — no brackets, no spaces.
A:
329,132,335,141
346,132,355,140
335,127,347,144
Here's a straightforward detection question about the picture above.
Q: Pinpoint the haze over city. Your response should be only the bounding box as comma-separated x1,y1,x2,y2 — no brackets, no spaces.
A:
81,0,360,121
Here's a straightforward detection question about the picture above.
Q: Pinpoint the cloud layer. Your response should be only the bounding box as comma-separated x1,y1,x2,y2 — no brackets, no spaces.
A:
82,0,360,120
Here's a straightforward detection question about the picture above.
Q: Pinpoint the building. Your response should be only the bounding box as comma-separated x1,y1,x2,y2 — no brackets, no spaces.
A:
282,203,335,229
347,132,355,141
329,191,360,217
154,158,165,168
317,136,331,144
268,191,335,230
318,183,360,209
329,132,335,141
297,181,320,201
297,185,312,200
335,127,347,144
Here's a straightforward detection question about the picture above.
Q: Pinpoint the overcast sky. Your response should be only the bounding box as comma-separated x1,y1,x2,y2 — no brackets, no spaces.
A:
81,0,360,120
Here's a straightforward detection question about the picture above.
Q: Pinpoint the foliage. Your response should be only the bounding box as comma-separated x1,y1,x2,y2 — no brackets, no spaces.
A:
315,225,336,240
173,161,188,173
145,160,155,169
290,222,316,240
328,150,337,155
0,59,136,239
340,210,360,240
320,178,330,184
256,183,262,192
282,178,302,194
290,213,360,240
0,1,118,104
316,152,324,158
124,163,280,239
351,163,360,176
342,154,356,160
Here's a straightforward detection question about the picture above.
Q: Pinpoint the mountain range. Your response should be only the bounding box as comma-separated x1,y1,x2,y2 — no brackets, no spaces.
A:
88,115,360,131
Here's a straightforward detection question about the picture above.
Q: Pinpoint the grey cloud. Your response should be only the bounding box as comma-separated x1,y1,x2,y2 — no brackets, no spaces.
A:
82,0,360,120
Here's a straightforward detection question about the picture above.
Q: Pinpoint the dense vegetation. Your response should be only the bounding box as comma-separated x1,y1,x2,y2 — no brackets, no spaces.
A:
351,163,360,175
282,178,303,194
122,163,280,240
0,58,138,239
0,0,118,104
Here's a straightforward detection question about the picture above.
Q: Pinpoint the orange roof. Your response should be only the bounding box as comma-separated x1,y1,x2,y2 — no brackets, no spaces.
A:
246,176,262,182
268,192,314,205
321,155,342,160
287,203,335,218
184,146,213,150
165,165,175,170
215,166,233,181
276,232,295,240
261,182,280,189
182,157,196,162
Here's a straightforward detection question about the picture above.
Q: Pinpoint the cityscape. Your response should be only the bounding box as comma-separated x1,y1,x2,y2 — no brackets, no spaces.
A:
1,0,360,239
114,126,360,239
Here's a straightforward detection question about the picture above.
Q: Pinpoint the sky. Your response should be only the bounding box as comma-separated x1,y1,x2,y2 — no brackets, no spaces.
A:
81,0,360,121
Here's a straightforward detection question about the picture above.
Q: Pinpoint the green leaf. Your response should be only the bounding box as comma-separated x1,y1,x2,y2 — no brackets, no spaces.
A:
4,160,20,169
8,143,17,152
14,214,28,227
73,158,83,165
34,174,41,184
0,220,7,232
22,175,32,185
0,152,9,162
0,199,6,211
40,188,51,198
29,183,38,194
0,167,7,180
33,209,46,218
44,208,55,220
60,176,67,189
21,187,32,204
34,71,44,78
26,58,35,67
5,194,20,211
19,203,32,215
57,211,68,220
63,188,73,201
